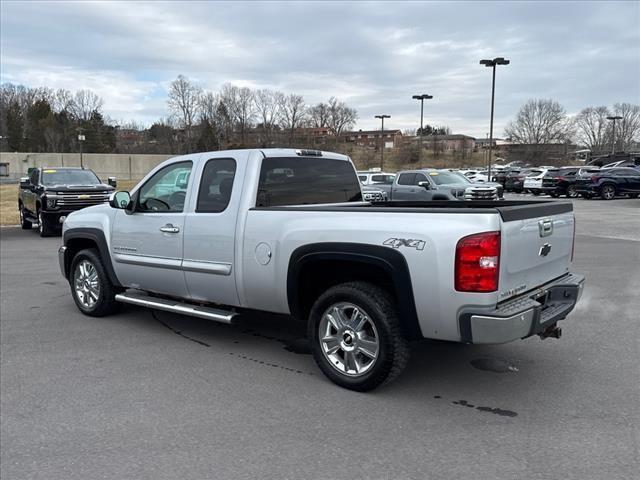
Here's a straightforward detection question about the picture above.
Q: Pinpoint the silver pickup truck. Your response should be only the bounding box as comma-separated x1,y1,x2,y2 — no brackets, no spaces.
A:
58,148,584,391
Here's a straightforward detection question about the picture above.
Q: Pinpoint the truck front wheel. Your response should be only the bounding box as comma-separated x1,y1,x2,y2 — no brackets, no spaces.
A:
70,248,120,317
308,281,409,391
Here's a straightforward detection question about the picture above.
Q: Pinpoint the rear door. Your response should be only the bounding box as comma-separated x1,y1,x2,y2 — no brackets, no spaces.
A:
182,156,243,306
499,206,574,300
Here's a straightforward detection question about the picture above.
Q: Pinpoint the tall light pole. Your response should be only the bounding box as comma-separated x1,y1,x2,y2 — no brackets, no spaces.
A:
480,57,509,181
412,94,433,165
606,115,622,154
77,127,86,168
375,114,390,170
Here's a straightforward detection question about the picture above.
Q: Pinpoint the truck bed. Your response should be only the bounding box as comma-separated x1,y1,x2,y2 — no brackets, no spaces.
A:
253,200,573,222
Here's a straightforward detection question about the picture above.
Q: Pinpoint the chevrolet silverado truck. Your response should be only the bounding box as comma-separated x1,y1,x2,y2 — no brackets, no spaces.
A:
19,167,115,236
58,149,584,391
389,169,504,201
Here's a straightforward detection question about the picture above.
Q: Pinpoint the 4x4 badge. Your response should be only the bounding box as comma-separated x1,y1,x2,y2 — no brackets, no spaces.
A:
383,238,426,251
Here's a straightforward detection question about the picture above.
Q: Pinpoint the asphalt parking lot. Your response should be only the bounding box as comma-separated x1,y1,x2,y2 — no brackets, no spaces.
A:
1,197,639,480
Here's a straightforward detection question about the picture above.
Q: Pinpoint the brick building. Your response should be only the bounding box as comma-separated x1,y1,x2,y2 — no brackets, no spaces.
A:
343,129,403,148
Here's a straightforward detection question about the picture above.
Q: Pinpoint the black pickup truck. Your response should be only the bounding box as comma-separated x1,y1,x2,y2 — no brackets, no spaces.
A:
18,167,115,236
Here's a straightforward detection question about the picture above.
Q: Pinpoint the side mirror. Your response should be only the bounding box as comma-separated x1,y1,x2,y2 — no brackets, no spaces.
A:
418,181,431,190
108,177,117,188
19,177,30,189
109,191,131,210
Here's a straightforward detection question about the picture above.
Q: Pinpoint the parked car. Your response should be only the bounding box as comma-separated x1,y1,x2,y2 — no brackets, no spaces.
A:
389,169,502,201
504,169,524,192
58,148,584,391
523,168,549,195
18,167,115,237
588,152,640,167
357,170,395,186
361,185,388,202
492,167,523,187
541,167,581,198
574,167,640,200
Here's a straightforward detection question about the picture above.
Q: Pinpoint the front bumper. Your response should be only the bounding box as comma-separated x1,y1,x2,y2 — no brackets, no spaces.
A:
58,246,68,279
458,273,585,344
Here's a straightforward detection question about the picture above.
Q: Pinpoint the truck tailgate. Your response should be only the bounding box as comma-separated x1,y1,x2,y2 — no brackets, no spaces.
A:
497,202,574,301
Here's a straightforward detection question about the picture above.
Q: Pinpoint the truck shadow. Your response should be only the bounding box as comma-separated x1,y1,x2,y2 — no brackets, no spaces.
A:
118,303,540,408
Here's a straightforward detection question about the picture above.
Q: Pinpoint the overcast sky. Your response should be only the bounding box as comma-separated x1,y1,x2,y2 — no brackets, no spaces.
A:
1,0,639,137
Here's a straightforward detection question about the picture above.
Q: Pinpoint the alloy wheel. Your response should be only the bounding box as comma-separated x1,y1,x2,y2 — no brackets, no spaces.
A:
319,302,379,377
73,260,101,309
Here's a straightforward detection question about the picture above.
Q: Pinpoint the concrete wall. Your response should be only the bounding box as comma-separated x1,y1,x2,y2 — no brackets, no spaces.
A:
0,152,174,182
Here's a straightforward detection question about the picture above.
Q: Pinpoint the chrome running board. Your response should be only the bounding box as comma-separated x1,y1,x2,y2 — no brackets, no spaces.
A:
115,292,236,324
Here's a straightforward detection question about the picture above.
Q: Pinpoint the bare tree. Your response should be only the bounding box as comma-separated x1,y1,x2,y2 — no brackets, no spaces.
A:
308,102,330,128
278,93,306,146
219,84,255,146
574,106,611,154
505,99,572,144
53,88,75,113
254,89,281,145
327,97,357,141
613,103,640,151
71,89,104,121
168,75,202,152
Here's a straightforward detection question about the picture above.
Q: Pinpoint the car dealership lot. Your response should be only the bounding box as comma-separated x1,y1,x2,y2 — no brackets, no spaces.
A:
1,198,639,480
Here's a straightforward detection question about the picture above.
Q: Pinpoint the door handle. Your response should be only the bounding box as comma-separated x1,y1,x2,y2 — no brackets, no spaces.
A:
160,224,180,233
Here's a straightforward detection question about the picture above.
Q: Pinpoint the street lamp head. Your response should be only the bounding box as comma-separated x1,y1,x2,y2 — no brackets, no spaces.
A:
606,116,623,121
494,57,510,65
480,59,494,66
412,94,433,100
375,114,390,119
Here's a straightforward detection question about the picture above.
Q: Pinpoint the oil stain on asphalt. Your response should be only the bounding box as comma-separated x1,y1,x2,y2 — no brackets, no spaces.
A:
471,357,519,373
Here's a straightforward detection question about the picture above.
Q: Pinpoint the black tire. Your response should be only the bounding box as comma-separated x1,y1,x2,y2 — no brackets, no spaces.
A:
628,193,639,199
308,281,410,392
550,192,559,198
600,184,616,200
581,193,592,199
531,190,540,196
19,204,32,230
37,210,53,237
566,185,578,198
69,248,121,317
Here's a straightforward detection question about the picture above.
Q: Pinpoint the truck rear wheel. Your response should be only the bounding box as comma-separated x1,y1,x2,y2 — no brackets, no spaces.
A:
70,248,120,317
308,281,409,391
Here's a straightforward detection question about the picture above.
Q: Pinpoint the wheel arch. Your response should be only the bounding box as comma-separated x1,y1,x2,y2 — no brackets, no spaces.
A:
287,242,422,340
63,228,122,287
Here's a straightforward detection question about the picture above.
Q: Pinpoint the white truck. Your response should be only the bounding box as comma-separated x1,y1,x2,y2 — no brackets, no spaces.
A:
58,149,584,391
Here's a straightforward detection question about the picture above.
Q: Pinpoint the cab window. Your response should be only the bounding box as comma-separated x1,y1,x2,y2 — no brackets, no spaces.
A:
138,161,192,212
397,173,416,185
196,158,237,213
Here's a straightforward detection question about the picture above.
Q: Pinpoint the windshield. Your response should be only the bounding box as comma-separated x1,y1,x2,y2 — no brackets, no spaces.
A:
429,171,470,185
41,169,101,186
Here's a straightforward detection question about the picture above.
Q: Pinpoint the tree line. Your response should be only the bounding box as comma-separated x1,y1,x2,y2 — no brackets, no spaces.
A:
505,99,640,154
0,76,359,154
2,77,639,157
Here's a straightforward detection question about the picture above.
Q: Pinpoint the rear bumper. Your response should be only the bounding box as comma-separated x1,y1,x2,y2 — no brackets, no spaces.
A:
458,273,585,344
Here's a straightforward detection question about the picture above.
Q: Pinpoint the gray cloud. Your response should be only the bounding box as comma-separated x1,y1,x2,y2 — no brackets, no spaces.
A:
1,0,638,136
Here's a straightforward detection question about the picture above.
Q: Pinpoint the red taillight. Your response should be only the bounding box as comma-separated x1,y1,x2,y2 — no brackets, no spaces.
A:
557,176,565,181
591,175,600,182
516,176,524,180
455,231,501,292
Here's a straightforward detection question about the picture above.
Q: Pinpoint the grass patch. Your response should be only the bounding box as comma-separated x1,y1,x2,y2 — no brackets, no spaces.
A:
0,179,141,226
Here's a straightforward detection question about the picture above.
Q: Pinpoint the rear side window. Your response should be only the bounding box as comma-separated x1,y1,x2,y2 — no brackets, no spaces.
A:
397,173,416,185
256,157,362,207
197,158,237,213
371,174,394,184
